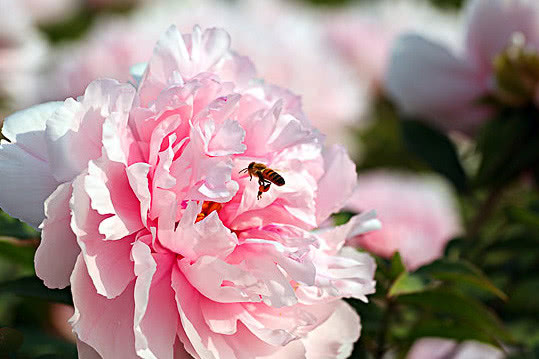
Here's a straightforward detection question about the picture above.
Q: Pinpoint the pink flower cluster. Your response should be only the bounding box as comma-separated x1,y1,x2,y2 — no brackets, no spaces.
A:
386,0,539,134
42,0,366,146
0,26,380,358
345,171,461,271
326,0,460,92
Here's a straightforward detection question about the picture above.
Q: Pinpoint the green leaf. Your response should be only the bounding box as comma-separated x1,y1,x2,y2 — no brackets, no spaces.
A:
388,272,428,298
0,239,35,271
505,206,539,232
389,252,406,281
475,112,539,187
0,327,24,354
0,210,40,239
401,119,469,193
416,259,508,300
397,289,513,344
508,277,539,314
331,211,356,226
0,277,72,305
406,320,497,346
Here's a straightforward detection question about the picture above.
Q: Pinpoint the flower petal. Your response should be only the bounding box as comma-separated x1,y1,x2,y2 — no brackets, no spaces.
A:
70,254,137,358
465,0,539,70
0,102,62,227
35,182,80,289
315,145,357,225
303,301,361,359
132,241,178,359
71,174,135,298
387,34,487,133
45,79,135,182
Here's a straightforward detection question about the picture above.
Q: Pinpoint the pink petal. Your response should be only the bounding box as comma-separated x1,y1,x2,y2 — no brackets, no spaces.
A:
178,256,263,303
45,79,135,182
132,241,178,359
70,254,137,358
318,211,381,255
126,162,152,226
160,201,238,260
71,174,135,299
85,157,143,240
465,0,539,71
303,301,361,359
315,145,357,225
387,34,488,133
0,102,62,227
35,182,79,289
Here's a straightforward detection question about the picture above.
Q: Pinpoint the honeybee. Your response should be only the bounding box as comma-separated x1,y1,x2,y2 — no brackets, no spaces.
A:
239,162,285,199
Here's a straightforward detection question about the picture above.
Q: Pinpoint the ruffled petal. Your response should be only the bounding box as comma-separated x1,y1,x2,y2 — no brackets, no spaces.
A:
35,182,79,288
303,301,360,359
70,254,137,358
315,145,357,225
71,174,135,299
45,79,135,182
0,102,62,227
132,241,178,359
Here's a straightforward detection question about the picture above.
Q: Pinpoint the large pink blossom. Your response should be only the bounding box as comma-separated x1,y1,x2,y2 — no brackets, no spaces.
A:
386,0,539,134
407,338,505,359
326,0,460,92
345,171,461,271
42,0,367,146
0,26,379,358
0,0,48,111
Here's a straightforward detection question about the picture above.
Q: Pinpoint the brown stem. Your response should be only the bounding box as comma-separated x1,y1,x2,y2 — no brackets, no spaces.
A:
375,299,395,359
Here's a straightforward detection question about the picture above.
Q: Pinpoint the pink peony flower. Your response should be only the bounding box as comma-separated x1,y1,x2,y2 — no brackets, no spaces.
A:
407,338,505,359
326,0,460,92
345,171,461,271
386,0,539,134
0,26,380,358
0,0,48,111
42,0,367,146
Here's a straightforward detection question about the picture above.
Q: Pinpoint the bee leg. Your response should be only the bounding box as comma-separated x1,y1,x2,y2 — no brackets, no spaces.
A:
257,183,271,200
258,174,271,186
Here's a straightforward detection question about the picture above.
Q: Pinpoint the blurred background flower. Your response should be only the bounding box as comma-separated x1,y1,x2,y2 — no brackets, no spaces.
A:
345,171,461,270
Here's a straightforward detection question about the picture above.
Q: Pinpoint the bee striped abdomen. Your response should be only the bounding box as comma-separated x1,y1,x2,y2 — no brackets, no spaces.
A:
262,169,285,186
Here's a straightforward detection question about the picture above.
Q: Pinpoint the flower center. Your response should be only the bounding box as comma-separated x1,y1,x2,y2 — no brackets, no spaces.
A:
196,201,223,223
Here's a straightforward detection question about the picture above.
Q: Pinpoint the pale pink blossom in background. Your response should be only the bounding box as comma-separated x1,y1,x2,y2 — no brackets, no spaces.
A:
41,18,158,102
21,0,82,24
345,171,461,271
407,338,505,359
387,0,539,134
43,0,367,146
0,0,48,111
326,0,460,92
0,26,380,358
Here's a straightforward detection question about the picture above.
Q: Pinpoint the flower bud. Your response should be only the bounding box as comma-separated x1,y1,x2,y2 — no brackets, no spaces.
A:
493,32,539,107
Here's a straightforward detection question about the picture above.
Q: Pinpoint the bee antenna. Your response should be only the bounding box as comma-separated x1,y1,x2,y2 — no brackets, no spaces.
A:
239,167,248,174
